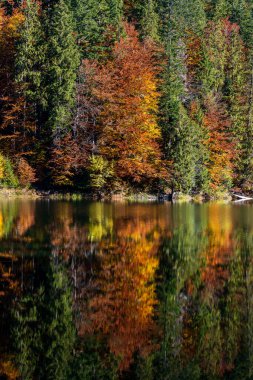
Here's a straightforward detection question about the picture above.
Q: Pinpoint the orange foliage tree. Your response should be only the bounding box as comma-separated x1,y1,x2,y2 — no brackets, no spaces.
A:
17,157,36,187
0,7,28,156
203,95,235,192
49,133,87,186
80,23,167,190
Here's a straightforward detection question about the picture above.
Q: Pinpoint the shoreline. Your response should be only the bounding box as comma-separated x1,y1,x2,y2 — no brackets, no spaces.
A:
0,188,245,203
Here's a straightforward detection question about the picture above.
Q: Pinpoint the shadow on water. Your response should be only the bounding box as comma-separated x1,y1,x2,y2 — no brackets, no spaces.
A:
1,200,253,379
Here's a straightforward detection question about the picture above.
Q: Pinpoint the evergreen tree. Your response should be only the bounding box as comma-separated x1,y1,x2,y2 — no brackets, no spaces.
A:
43,0,80,139
141,0,159,41
158,0,206,194
124,0,143,24
16,0,43,103
69,0,123,59
213,0,253,46
226,25,249,185
214,0,231,20
15,0,44,151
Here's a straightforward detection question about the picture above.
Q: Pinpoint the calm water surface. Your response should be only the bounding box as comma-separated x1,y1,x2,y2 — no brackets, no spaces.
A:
1,200,253,379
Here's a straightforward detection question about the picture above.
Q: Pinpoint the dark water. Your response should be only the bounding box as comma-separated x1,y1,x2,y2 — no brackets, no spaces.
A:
1,200,253,379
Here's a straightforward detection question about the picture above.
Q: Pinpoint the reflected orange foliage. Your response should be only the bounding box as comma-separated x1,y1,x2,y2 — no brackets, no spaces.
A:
201,204,233,295
79,215,163,370
90,242,158,369
0,253,19,299
0,356,19,380
203,96,235,190
16,202,35,235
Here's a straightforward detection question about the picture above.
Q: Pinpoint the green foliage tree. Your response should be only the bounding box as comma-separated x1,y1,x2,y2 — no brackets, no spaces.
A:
69,0,123,59
0,155,19,188
43,0,80,139
157,0,207,194
141,0,159,41
214,0,231,20
71,337,118,380
89,155,114,192
16,0,43,107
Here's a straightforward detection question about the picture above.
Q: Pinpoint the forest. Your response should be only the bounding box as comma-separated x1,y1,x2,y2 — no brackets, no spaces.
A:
1,0,253,197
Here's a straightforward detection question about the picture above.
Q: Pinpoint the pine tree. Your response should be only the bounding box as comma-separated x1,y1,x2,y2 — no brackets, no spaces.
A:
201,19,241,192
69,0,123,59
157,0,206,194
124,0,143,24
214,0,231,20
226,23,248,185
141,0,159,41
16,0,43,107
43,0,80,139
15,0,44,169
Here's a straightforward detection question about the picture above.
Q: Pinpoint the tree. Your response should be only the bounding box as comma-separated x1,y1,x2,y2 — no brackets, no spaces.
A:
80,24,167,191
202,18,248,192
17,157,36,187
14,0,45,173
89,155,114,192
43,0,80,139
49,133,86,186
141,0,159,41
0,7,25,157
69,0,123,59
214,0,231,20
157,0,206,194
16,0,43,118
202,94,234,192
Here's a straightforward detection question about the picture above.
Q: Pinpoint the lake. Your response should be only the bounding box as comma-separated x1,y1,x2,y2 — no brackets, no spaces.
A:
1,199,253,379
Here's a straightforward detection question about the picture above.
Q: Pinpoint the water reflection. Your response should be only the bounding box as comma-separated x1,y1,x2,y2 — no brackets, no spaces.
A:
1,201,253,379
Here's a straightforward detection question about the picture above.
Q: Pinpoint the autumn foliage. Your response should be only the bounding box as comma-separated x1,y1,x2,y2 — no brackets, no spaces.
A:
0,1,252,195
17,157,36,187
80,23,166,189
203,95,235,191
79,217,160,370
49,134,87,186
